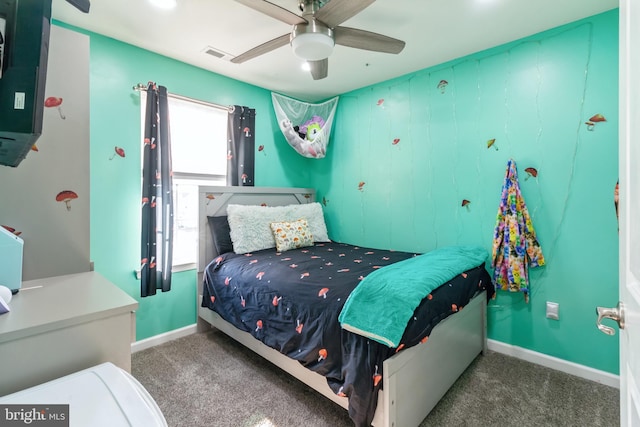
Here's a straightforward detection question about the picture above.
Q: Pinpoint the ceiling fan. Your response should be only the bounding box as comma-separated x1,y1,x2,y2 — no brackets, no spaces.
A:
232,0,405,80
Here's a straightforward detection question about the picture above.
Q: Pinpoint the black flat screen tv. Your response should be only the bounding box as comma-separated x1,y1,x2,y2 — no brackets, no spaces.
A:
0,0,51,168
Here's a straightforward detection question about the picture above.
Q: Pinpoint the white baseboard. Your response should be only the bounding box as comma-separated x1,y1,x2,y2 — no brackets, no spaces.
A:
131,324,198,353
488,339,620,389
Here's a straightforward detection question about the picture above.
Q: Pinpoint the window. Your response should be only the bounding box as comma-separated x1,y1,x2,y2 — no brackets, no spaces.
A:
141,92,227,269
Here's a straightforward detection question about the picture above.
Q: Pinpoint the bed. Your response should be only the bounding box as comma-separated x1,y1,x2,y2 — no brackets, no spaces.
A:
196,186,493,427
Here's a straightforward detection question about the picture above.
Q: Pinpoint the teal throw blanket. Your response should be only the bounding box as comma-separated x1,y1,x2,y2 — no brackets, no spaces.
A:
338,245,488,347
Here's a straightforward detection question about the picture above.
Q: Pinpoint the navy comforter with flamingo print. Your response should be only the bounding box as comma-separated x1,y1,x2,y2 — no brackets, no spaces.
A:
202,242,493,427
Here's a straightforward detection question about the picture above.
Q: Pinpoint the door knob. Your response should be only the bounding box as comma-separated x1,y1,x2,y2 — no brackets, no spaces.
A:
595,302,625,336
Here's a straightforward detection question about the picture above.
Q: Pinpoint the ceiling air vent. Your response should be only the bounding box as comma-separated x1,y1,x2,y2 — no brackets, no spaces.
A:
203,46,233,61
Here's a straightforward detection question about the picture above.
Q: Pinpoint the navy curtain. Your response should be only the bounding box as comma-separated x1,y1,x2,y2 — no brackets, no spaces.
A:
140,82,174,297
227,105,255,186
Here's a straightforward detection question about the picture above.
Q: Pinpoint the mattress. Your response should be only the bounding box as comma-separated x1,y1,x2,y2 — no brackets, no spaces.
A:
0,362,167,427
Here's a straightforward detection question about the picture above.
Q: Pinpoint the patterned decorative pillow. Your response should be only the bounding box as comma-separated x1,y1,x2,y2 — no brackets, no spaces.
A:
270,218,314,252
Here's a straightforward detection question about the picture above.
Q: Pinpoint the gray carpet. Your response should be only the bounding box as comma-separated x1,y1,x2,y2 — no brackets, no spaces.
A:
132,330,619,427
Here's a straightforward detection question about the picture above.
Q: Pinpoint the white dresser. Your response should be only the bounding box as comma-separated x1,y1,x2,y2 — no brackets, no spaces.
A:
0,272,138,396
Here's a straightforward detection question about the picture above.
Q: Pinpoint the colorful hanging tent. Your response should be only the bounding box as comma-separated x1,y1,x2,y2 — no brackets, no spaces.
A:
491,158,545,302
272,93,339,159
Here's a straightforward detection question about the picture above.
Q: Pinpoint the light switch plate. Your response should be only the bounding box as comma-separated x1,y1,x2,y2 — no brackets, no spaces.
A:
546,301,559,320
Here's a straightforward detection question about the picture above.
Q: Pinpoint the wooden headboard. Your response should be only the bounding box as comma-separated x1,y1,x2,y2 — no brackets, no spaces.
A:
197,186,316,276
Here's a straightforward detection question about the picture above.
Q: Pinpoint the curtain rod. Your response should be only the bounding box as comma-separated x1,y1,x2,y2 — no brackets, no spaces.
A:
133,83,233,113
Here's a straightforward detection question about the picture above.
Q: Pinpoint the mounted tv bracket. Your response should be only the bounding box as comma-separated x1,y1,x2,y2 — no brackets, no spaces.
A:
65,0,90,13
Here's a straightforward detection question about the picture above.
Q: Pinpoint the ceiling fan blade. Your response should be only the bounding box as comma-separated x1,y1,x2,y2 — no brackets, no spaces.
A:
234,0,306,25
231,34,291,64
334,26,405,54
314,0,375,28
309,59,328,80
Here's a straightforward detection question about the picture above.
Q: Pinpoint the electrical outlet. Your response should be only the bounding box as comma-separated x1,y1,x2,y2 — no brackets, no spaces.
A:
546,301,560,320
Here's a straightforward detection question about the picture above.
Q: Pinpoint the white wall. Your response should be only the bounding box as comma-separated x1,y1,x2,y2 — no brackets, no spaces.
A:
0,26,90,280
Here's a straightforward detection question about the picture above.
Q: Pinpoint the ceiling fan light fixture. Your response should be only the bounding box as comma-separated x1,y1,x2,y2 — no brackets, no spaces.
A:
291,32,334,61
291,22,334,61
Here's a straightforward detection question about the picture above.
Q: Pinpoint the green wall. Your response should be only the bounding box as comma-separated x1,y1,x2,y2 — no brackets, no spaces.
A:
55,24,312,341
311,10,619,374
58,8,619,374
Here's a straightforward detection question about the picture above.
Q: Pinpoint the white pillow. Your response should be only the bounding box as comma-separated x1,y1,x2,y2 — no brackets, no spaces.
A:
287,203,330,242
227,202,330,254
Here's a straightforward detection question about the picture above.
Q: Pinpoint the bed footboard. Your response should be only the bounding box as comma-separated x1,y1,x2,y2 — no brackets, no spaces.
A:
375,290,486,427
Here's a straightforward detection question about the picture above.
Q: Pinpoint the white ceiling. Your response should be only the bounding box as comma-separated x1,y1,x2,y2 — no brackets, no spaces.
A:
52,0,618,102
